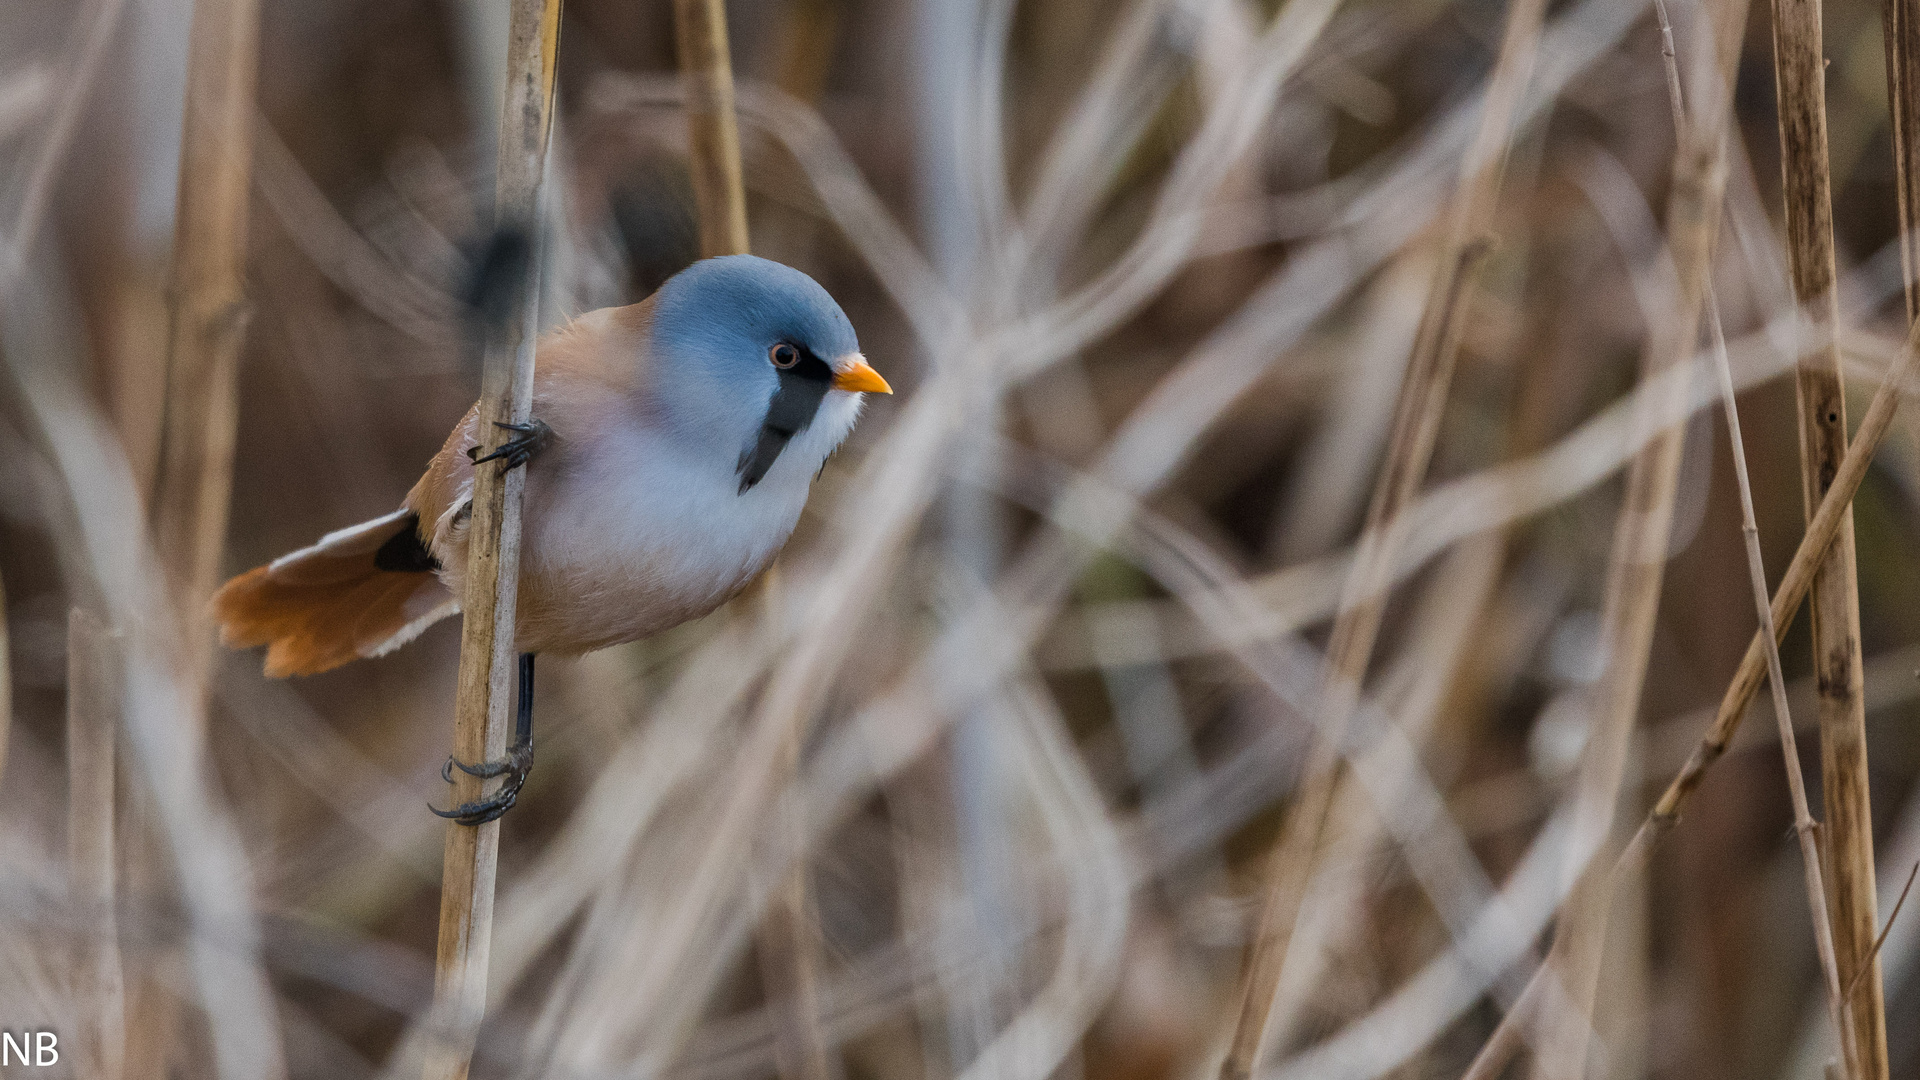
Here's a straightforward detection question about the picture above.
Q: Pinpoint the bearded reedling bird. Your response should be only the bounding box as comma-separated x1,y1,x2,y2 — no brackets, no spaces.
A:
211,255,891,824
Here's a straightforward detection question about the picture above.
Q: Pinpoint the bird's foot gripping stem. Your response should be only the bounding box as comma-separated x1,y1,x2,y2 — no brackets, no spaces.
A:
433,742,532,825
432,654,536,826
468,418,552,470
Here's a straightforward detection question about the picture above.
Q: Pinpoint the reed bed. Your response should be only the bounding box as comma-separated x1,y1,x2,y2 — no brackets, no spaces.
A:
9,1,1920,1079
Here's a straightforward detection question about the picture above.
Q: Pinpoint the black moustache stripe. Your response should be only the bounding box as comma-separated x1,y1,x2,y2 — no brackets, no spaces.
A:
737,348,834,493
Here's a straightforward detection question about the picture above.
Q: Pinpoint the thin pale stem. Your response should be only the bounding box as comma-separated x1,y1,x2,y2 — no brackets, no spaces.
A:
1469,2,1920,1070
1708,278,1860,1078
1884,0,1920,328
1218,8,1549,1075
674,0,750,257
0,567,9,797
1464,4,1755,1076
148,0,261,697
1660,0,1859,1069
1845,861,1920,1002
1636,292,1920,890
67,609,125,1080
671,4,835,1073
422,1,561,1078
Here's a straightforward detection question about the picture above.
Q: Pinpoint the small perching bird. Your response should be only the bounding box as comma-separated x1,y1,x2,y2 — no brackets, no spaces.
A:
212,255,891,822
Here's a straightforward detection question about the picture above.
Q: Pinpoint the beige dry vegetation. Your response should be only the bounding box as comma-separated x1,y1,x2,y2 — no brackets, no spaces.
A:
6,0,1920,1078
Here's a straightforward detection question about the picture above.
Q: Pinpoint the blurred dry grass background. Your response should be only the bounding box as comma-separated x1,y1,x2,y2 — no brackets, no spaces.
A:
7,0,1920,1077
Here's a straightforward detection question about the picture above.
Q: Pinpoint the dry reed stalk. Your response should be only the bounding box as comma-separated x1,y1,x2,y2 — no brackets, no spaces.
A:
1663,315,1920,823
0,568,10,793
1847,861,1920,1000
553,5,1632,1068
1875,0,1920,1025
672,1,833,1069
1217,3,1546,1076
1002,460,1549,1080
1884,0,1920,329
421,0,561,1077
1704,65,1850,1080
1716,196,1862,1080
1521,157,1712,1080
1698,4,1856,1071
365,618,773,1080
112,2,260,1069
484,619,771,996
1508,4,1749,1075
1466,244,1920,1080
1271,253,1435,563
1463,4,1786,1075
755,748,844,1080
1626,303,1920,1030
674,0,749,257
773,0,839,103
67,609,125,1080
758,621,844,1080
1257,536,1505,1055
1767,0,1888,1070
148,0,260,684
3,266,286,1079
250,118,463,342
755,870,842,1080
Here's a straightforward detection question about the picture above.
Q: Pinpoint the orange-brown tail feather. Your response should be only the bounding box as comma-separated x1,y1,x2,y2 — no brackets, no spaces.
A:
211,509,457,677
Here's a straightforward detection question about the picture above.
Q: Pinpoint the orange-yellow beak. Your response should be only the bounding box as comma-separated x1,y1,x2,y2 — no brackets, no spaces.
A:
831,356,892,395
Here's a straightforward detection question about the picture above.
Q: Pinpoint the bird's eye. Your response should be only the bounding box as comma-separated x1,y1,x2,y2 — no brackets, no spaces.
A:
769,343,800,369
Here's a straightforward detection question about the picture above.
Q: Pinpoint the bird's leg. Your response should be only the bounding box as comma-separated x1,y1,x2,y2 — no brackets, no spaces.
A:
432,653,536,826
468,418,553,470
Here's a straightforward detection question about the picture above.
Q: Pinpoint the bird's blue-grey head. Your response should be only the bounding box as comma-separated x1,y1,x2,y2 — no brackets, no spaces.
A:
647,255,889,492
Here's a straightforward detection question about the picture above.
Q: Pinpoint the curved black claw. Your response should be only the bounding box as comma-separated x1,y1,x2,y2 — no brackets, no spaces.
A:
431,744,533,826
441,754,513,783
467,418,552,470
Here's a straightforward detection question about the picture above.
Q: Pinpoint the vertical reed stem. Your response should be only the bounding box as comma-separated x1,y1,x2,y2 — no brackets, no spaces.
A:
774,0,840,104
68,609,125,1080
1714,250,1861,1080
1525,147,1717,1080
149,0,261,683
674,0,749,257
670,6,833,1073
1469,223,1920,1080
1872,0,1920,1040
755,705,843,1080
1525,4,1760,1075
1651,318,1920,849
1884,0,1920,328
0,568,11,794
423,2,561,1078
756,867,842,1080
1767,0,1887,1072
1217,4,1545,1077
139,6,261,1069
